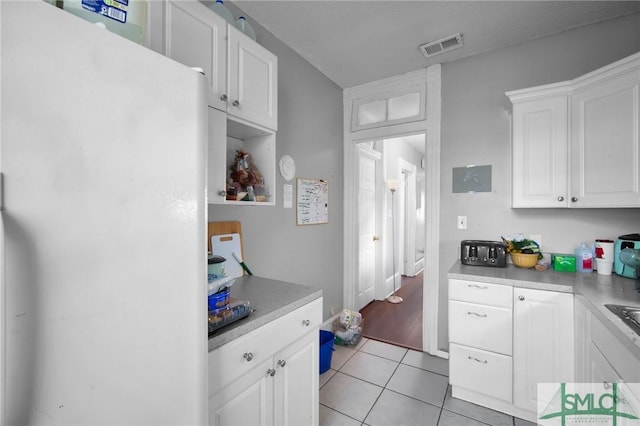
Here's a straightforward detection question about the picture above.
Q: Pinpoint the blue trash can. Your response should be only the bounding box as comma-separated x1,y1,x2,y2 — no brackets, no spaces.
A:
319,330,334,374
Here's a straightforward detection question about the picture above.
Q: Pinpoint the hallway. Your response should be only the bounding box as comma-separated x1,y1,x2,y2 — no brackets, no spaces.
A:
359,273,423,350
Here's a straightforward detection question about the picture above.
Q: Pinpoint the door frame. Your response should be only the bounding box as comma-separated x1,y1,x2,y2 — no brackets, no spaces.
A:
342,65,444,357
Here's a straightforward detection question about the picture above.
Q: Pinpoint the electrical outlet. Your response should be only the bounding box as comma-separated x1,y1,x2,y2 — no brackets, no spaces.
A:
457,215,467,230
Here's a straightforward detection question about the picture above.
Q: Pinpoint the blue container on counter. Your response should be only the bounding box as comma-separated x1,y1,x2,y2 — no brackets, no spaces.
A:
208,287,230,311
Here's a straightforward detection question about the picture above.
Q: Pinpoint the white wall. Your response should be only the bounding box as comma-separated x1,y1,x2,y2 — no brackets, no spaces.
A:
208,7,344,320
439,13,640,350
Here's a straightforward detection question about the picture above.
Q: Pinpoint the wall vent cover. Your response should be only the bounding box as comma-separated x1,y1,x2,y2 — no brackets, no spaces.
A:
419,33,463,58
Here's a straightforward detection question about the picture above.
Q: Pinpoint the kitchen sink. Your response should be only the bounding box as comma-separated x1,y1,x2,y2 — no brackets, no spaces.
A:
605,304,640,335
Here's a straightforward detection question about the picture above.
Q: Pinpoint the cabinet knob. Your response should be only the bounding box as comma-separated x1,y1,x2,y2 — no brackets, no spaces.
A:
267,368,276,377
373,235,380,241
302,319,311,326
557,196,564,202
571,197,578,203
277,359,286,368
243,352,254,362
220,94,228,101
232,100,240,107
218,190,227,197
518,295,525,301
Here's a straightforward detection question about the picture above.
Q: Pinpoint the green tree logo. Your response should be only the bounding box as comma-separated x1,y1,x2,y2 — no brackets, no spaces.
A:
539,383,639,425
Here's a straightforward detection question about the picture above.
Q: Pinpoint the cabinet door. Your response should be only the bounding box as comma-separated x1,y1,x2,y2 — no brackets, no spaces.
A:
164,0,227,110
209,357,275,426
573,297,590,383
571,69,640,207
228,26,278,131
274,332,319,426
588,340,621,388
513,288,574,414
208,107,228,203
511,96,569,207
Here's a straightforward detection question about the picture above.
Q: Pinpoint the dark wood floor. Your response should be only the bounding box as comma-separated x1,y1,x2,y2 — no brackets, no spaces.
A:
359,273,423,351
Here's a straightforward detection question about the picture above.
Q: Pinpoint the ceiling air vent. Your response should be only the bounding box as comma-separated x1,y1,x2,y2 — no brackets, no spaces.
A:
419,33,463,58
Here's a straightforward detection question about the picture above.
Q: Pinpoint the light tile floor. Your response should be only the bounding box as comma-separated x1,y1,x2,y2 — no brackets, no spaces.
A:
319,338,537,426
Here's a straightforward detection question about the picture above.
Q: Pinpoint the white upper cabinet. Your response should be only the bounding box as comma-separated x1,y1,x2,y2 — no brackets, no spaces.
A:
507,52,640,208
228,28,278,131
510,90,570,208
161,0,227,111
571,66,640,207
155,0,278,131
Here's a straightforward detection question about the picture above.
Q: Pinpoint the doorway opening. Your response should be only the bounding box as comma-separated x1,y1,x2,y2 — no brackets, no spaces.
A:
355,134,425,349
343,64,442,357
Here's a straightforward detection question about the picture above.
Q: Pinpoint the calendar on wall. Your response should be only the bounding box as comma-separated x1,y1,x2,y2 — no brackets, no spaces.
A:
296,178,328,225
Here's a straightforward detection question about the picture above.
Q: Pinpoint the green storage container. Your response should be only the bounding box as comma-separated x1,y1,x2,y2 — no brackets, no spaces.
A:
552,254,576,272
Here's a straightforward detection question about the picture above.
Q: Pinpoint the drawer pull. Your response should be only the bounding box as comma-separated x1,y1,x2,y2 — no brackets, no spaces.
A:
302,319,311,326
518,295,525,301
243,352,254,362
277,359,286,368
468,355,488,364
467,311,487,318
467,284,488,290
267,368,276,377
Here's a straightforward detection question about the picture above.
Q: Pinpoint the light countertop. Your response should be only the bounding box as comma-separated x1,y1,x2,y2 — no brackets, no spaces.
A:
449,262,640,356
207,275,323,352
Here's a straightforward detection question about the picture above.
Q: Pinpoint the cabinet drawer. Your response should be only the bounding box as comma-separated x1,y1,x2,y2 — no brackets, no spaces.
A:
449,300,512,355
449,279,512,308
450,343,512,403
209,297,322,395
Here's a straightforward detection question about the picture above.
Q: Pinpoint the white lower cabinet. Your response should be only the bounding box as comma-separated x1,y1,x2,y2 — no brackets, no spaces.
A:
574,297,640,407
449,279,574,422
209,356,274,426
513,288,574,415
208,298,322,426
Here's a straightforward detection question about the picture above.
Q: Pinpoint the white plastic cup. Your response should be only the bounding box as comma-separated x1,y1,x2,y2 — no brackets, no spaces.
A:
596,259,613,275
595,240,615,262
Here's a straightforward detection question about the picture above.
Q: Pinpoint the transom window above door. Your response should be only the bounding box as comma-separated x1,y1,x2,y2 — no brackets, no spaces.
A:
351,86,425,131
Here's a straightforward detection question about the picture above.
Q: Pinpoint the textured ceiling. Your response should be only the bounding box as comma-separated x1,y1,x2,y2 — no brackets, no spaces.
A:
233,1,640,88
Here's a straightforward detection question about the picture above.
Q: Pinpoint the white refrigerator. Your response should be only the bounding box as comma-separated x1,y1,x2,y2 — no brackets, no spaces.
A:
1,2,208,424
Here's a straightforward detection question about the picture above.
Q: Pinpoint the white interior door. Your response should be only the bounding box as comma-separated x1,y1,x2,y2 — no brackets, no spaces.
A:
357,144,381,309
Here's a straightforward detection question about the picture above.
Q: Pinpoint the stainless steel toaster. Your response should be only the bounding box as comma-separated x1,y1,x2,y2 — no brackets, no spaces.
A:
461,240,507,267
